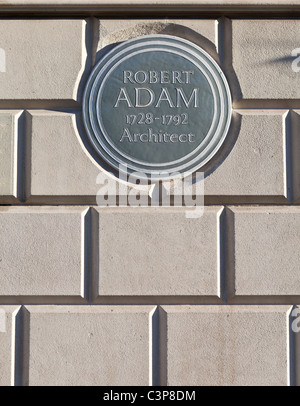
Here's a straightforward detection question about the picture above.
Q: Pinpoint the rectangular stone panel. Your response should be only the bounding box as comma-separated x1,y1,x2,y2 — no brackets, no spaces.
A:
27,111,101,200
232,19,300,99
25,305,155,386
0,207,85,297
0,19,86,101
204,111,287,202
228,207,300,296
160,305,290,386
28,112,288,204
96,207,223,297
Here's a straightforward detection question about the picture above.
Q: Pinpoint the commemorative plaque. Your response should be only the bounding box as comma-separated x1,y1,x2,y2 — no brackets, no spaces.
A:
83,35,232,181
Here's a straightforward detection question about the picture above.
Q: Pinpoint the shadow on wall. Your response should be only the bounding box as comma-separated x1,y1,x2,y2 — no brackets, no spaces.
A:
75,21,242,183
95,22,220,63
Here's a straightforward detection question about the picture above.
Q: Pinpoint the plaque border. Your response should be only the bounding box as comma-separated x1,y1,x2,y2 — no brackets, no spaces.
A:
83,34,232,180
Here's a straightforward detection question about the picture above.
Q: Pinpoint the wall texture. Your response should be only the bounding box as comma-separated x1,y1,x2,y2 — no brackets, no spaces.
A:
0,1,300,386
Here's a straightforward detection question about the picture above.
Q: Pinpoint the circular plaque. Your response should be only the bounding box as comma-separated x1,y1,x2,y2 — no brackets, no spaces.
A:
83,35,232,180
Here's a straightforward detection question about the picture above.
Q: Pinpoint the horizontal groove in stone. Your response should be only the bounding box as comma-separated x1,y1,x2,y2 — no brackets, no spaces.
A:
23,197,293,205
0,102,297,110
233,101,300,109
0,297,89,305
0,203,297,208
0,1,299,13
204,196,290,205
24,196,289,205
0,296,299,306
0,101,81,109
228,296,300,305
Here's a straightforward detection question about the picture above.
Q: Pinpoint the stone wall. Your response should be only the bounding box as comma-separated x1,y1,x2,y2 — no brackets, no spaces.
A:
0,1,300,386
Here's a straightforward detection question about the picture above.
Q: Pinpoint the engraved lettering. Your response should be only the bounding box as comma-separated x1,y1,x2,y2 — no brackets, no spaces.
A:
176,88,199,108
140,132,149,142
188,133,195,142
183,70,194,84
170,133,179,142
83,35,232,182
135,87,155,108
149,71,159,83
120,127,133,142
179,134,188,142
122,70,195,84
134,70,147,84
114,88,133,107
123,70,134,83
119,128,196,143
172,71,184,84
155,88,175,108
161,71,170,84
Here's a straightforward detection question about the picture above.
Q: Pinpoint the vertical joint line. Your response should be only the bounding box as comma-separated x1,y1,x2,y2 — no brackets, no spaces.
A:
13,113,19,199
283,110,293,203
216,17,226,71
288,305,296,386
215,20,220,55
24,110,32,202
91,17,100,68
149,306,159,386
218,207,226,302
225,207,235,303
81,207,92,303
73,20,87,101
11,306,23,386
149,308,153,386
15,111,25,202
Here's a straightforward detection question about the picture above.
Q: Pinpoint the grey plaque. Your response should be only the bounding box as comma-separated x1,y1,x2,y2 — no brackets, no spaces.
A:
83,35,232,180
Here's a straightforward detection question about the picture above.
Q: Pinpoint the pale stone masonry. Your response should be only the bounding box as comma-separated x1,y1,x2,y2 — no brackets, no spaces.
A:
0,20,86,101
0,111,20,202
0,1,300,386
96,207,223,297
228,207,300,297
25,306,155,386
0,207,85,297
27,111,101,201
204,111,288,201
231,20,300,100
160,306,290,386
0,306,18,386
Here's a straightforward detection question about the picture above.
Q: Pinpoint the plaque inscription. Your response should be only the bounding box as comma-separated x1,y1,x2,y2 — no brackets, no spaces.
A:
83,35,232,180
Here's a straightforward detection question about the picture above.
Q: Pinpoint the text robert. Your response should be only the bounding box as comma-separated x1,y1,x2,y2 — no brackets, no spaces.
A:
114,70,200,109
